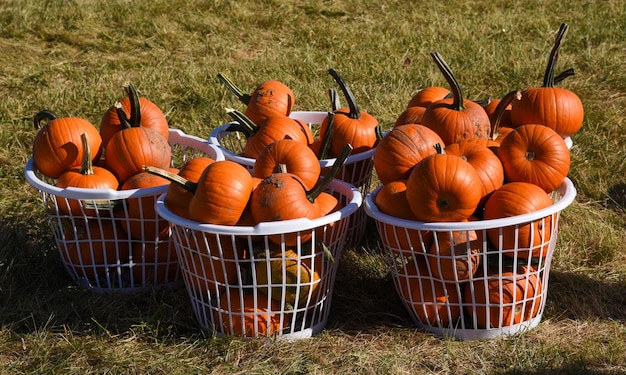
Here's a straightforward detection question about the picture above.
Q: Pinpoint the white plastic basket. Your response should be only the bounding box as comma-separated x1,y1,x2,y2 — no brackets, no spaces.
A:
24,129,225,293
155,179,362,339
208,111,376,247
364,178,576,340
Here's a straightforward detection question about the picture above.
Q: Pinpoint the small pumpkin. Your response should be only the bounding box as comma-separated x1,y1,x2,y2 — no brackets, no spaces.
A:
119,171,172,240
406,144,483,222
318,69,382,156
421,53,491,145
100,84,169,148
213,289,284,337
427,229,481,282
396,257,461,327
55,133,119,216
32,110,102,179
373,124,444,185
254,247,322,307
497,124,570,193
483,182,554,259
164,156,215,219
217,73,295,126
61,219,130,280
253,138,321,190
464,266,543,328
406,86,451,109
510,24,584,137
226,108,314,159
104,115,172,184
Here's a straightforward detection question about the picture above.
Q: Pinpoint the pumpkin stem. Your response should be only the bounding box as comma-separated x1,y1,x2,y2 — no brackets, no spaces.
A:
430,52,465,112
225,108,259,137
433,143,445,154
329,88,341,112
114,102,133,129
307,143,353,202
143,165,198,193
33,109,58,129
79,133,95,176
318,112,334,160
542,23,569,88
554,68,575,84
328,68,361,119
217,73,252,105
491,90,521,138
124,83,142,127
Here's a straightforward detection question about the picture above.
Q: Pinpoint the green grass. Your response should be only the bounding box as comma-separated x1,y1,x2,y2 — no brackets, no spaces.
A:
1,0,626,373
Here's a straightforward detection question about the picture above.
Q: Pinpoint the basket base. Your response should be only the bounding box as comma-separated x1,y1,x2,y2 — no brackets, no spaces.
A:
414,314,544,341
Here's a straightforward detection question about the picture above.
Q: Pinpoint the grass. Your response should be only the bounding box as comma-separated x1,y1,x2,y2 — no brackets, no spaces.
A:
1,0,626,373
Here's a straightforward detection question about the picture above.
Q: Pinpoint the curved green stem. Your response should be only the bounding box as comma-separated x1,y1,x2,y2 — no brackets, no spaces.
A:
328,69,360,119
124,83,142,127
143,165,198,193
225,108,260,137
491,90,520,138
430,52,465,112
307,143,353,202
543,23,569,88
33,109,58,129
217,73,252,105
318,112,334,160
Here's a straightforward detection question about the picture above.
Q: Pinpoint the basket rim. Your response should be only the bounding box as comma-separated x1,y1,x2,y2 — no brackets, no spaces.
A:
24,128,224,200
155,179,362,235
207,111,378,167
364,178,576,231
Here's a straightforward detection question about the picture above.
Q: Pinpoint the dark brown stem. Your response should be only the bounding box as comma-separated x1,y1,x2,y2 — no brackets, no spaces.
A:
328,69,360,119
143,165,198,192
329,88,341,112
318,112,334,160
491,90,521,138
125,83,142,127
307,143,353,202
554,68,575,84
114,102,132,129
543,23,569,88
33,109,58,129
430,52,465,112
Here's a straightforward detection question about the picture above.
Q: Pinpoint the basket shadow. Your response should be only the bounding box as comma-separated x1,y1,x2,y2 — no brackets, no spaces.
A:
543,270,626,324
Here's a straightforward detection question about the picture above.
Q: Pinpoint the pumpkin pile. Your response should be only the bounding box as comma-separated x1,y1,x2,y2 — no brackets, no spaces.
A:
372,23,581,329
31,84,217,285
218,69,382,162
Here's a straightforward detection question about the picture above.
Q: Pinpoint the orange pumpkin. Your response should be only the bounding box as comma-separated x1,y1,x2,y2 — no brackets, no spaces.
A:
406,86,450,109
32,110,102,179
100,84,169,148
483,182,554,259
406,145,483,222
497,124,570,193
373,124,444,185
318,69,382,156
421,53,491,145
119,172,171,240
427,229,481,282
55,133,119,216
104,124,171,184
396,258,461,327
510,24,584,137
217,73,295,125
213,289,284,337
253,139,321,190
61,219,130,279
164,157,215,219
464,266,543,328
